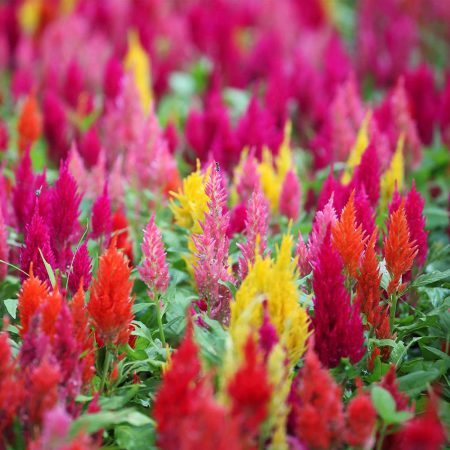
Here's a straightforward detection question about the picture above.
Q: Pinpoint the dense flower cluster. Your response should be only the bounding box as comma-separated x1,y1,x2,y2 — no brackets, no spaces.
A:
0,0,449,448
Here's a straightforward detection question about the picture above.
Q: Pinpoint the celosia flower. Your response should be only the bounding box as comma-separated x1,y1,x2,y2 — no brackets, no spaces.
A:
26,358,61,427
344,391,377,447
48,161,81,268
53,303,82,407
232,234,309,365
0,330,23,440
192,166,234,323
313,230,365,367
354,187,376,237
227,202,247,237
279,170,301,221
352,142,381,207
404,182,428,267
70,285,95,388
380,137,404,209
80,124,101,168
384,202,418,295
88,239,134,346
68,242,92,295
91,184,112,242
112,208,133,264
0,119,8,152
332,191,367,278
316,170,349,214
17,94,42,154
13,148,36,231
295,232,310,278
395,394,446,450
104,56,124,102
227,336,272,448
138,214,170,298
258,300,278,359
307,197,338,269
238,189,270,279
0,207,8,281
379,366,410,411
290,346,345,450
234,151,261,203
170,162,209,233
20,206,56,283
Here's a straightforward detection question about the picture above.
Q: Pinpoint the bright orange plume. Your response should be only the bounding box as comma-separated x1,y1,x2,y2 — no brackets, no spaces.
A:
17,94,42,154
384,203,417,296
88,239,134,346
332,191,367,278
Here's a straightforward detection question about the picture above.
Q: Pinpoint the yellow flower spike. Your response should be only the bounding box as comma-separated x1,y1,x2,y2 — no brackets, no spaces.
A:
60,0,78,14
18,0,41,35
258,122,295,212
169,161,210,233
267,344,291,450
381,135,405,208
342,112,371,185
230,234,310,365
124,30,153,113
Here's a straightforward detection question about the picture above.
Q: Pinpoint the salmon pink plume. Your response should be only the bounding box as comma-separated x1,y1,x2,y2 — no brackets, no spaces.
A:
352,143,380,207
384,203,418,295
332,191,367,278
138,214,169,298
235,151,261,203
344,389,377,448
48,161,81,269
91,184,112,243
88,239,134,347
395,394,446,450
0,329,23,442
13,148,36,231
227,335,272,448
20,207,56,283
0,206,8,281
312,230,365,367
17,94,42,154
192,165,234,323
154,318,239,450
307,196,337,269
290,346,345,449
279,170,301,221
68,242,92,295
237,189,270,280
295,232,310,277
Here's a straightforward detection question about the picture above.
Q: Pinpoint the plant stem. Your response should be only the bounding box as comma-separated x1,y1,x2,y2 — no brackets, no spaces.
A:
155,293,166,347
376,424,387,450
389,293,398,333
100,350,111,394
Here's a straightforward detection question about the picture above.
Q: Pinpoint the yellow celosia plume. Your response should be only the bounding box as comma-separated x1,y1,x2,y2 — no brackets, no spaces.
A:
124,30,153,113
381,135,404,208
342,112,371,184
170,162,210,234
18,0,41,35
258,122,294,212
230,233,310,365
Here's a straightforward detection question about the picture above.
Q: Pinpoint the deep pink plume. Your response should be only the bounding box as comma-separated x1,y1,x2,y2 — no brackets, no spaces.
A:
68,242,92,295
352,143,380,207
279,170,301,221
0,207,8,281
91,184,112,242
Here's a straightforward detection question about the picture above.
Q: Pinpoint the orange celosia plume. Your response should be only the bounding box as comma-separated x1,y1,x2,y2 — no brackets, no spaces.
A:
332,191,367,278
18,266,61,338
88,239,134,346
17,94,42,154
384,202,417,296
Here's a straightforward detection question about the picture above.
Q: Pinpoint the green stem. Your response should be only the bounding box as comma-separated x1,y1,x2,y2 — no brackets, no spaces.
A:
389,293,398,333
376,424,387,450
100,350,112,394
155,293,166,347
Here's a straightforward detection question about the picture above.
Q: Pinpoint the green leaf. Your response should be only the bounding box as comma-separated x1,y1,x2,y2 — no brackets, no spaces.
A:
398,369,440,396
411,269,450,288
69,409,153,437
371,386,396,421
4,299,18,319
115,424,156,450
39,249,56,288
218,279,237,297
371,386,413,425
